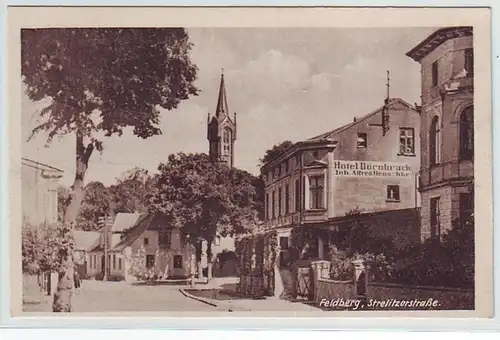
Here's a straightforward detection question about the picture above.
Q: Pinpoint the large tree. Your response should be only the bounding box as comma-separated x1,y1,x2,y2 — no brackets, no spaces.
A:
149,153,261,280
109,167,155,214
259,140,294,166
22,28,198,312
76,181,114,231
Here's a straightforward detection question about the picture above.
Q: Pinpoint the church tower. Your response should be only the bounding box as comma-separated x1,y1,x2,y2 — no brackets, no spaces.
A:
207,70,237,168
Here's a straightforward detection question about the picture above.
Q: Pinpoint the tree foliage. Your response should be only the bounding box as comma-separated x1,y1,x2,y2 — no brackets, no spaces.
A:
109,167,155,214
149,153,262,243
22,221,75,275
259,140,294,166
76,181,113,231
22,28,199,146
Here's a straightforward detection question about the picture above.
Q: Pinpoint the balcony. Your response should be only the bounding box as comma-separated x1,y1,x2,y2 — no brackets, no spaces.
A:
302,208,327,223
420,160,474,189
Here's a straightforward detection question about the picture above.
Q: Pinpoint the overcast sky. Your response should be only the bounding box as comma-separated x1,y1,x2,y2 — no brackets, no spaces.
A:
22,27,436,187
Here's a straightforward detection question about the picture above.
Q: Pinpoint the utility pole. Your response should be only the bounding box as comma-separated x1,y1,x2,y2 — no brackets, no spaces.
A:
98,215,114,282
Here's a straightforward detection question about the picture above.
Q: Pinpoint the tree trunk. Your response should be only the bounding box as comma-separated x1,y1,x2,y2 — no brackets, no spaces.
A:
52,131,94,312
207,239,213,282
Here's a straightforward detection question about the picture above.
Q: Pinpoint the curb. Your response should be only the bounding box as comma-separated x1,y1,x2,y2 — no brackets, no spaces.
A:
179,288,251,311
179,288,218,307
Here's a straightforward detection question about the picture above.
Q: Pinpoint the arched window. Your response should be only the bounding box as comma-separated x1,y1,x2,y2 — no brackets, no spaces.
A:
223,128,231,155
429,116,441,166
460,106,474,161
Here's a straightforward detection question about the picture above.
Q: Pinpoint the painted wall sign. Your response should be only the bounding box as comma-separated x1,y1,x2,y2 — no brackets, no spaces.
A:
333,160,412,178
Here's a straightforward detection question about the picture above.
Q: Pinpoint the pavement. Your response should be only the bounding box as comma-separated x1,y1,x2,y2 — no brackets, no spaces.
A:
23,277,320,313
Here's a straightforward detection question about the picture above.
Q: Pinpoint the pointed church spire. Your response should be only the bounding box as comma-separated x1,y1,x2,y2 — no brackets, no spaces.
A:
215,68,229,118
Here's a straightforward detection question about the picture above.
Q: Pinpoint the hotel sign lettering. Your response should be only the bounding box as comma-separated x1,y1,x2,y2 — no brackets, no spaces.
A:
333,160,412,178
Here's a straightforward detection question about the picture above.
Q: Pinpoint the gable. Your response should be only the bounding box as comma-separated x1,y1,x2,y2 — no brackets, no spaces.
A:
304,159,328,169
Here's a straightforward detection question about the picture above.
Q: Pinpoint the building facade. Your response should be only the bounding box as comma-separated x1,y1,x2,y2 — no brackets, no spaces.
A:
21,158,63,226
207,70,237,168
261,98,421,258
406,26,474,240
87,213,194,281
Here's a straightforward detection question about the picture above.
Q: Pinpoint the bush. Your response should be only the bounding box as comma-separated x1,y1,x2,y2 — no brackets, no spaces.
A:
391,217,474,288
22,221,75,275
328,246,393,281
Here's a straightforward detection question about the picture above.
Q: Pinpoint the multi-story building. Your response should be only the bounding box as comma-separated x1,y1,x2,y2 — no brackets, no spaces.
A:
21,157,63,226
406,26,474,240
261,98,422,259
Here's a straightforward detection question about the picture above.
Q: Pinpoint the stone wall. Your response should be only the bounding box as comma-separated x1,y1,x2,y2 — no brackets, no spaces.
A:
309,259,474,310
368,282,474,310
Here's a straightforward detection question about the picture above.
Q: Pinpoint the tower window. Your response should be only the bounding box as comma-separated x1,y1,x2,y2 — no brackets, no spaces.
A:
431,61,439,87
357,133,367,149
223,128,231,155
465,48,474,76
430,116,441,166
459,106,474,161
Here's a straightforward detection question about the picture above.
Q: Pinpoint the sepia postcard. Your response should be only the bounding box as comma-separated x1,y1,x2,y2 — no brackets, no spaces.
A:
5,6,493,322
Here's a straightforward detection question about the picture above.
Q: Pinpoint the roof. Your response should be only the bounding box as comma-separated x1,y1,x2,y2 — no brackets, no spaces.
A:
260,98,415,171
73,230,100,251
307,98,414,142
215,71,230,118
111,213,157,251
21,157,64,173
406,26,473,62
111,212,143,232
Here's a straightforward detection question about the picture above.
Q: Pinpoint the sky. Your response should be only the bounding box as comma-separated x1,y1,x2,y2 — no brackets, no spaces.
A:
21,27,436,187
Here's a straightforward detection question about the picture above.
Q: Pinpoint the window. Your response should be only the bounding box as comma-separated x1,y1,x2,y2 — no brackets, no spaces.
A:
271,191,276,219
295,179,301,211
460,106,474,161
309,175,325,209
357,133,367,149
431,61,438,87
465,48,474,76
430,197,441,239
93,255,96,269
144,237,149,246
107,255,111,274
278,187,282,216
279,237,289,250
113,254,116,269
275,166,281,177
285,184,290,214
269,171,273,181
159,232,171,248
430,116,441,166
173,255,183,269
386,185,400,202
295,154,301,166
459,193,474,226
399,128,415,155
146,255,155,268
265,193,269,220
284,161,289,173
223,128,231,155
118,258,122,270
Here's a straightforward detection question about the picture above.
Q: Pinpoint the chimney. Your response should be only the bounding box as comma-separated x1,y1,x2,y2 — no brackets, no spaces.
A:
353,117,357,122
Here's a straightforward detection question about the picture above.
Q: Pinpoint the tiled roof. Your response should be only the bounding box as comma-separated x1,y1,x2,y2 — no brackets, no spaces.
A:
73,230,100,251
111,213,156,251
111,212,143,232
307,98,414,142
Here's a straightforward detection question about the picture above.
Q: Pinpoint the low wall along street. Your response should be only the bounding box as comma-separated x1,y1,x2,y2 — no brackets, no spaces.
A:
333,160,412,178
